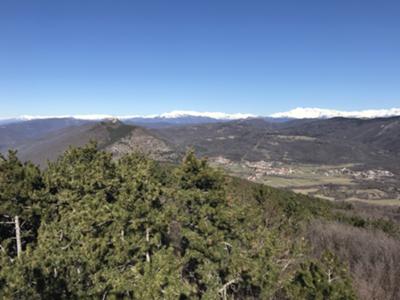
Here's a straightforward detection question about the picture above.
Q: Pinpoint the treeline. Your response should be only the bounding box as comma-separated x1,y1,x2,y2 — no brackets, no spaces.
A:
0,142,356,299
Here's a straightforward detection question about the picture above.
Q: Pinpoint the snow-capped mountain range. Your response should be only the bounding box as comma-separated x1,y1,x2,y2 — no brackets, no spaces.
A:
270,107,400,119
1,108,400,124
0,111,256,122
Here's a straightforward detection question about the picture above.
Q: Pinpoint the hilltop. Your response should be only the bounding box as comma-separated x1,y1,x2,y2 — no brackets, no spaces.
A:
3,120,177,166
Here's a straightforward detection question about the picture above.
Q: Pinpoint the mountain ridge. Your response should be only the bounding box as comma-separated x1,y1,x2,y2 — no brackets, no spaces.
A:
271,107,400,119
2,107,400,125
9,120,178,166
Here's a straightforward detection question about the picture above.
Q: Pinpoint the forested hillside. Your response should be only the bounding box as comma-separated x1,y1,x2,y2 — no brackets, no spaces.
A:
0,143,399,299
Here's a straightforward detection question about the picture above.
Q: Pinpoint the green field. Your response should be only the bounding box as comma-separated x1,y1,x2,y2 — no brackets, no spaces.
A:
212,160,397,203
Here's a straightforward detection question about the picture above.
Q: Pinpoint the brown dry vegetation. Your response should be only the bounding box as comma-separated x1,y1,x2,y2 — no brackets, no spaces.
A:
345,201,400,224
308,220,400,300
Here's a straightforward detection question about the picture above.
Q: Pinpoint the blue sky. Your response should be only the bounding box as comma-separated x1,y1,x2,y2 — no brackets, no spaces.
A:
1,0,399,117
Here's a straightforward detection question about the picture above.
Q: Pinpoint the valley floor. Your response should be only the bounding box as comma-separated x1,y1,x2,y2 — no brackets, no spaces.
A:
210,157,400,205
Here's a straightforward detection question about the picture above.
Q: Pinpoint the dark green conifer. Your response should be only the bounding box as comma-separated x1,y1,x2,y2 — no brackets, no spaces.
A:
0,144,358,299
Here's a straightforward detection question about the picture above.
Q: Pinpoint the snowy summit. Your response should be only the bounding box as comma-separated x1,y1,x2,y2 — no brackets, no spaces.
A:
2,108,400,123
270,107,400,119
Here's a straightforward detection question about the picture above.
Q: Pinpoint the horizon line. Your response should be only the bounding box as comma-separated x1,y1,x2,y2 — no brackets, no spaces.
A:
1,107,400,121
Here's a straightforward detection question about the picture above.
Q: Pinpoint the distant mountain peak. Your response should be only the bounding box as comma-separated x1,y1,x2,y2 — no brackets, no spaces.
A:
270,107,400,119
155,110,256,120
0,111,256,122
2,108,400,125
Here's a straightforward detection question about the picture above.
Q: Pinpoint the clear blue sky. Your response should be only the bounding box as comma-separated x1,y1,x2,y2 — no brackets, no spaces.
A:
1,0,399,116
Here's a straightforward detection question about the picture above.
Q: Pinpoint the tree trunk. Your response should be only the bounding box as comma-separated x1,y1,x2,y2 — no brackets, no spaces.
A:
146,227,150,263
15,215,22,259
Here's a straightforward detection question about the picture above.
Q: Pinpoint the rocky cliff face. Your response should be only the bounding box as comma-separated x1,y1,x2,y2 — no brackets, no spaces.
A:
106,127,179,162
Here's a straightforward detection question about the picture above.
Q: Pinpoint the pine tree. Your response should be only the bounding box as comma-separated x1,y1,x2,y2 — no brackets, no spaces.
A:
27,143,120,297
0,150,44,298
112,153,189,298
169,151,243,298
287,251,356,299
29,146,189,298
0,145,359,299
0,150,43,258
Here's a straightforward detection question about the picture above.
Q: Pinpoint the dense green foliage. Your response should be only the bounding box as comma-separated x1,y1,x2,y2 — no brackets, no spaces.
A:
0,144,356,299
